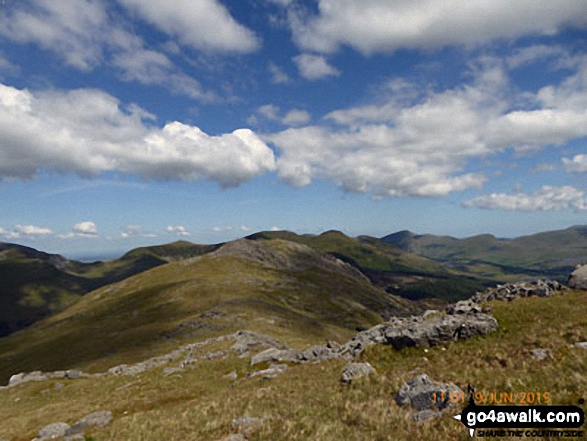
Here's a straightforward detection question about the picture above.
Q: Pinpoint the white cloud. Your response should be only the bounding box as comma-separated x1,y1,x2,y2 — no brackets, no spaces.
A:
293,54,340,80
530,163,557,173
270,226,281,231
0,54,20,76
120,225,156,239
282,109,311,126
14,225,54,236
118,0,260,53
253,105,312,127
464,186,587,212
74,221,98,236
240,225,251,232
506,45,570,69
0,0,110,70
0,83,275,186
111,49,215,101
563,154,587,173
269,62,291,84
211,226,232,232
59,221,98,239
265,56,587,197
258,104,280,121
0,0,214,100
287,0,587,55
167,225,190,236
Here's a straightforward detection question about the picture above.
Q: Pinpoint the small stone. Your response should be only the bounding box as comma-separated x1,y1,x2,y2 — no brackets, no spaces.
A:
574,342,587,349
223,370,238,380
530,348,552,361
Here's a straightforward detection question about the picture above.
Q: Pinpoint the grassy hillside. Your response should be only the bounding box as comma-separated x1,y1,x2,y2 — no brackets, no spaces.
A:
0,241,220,337
248,230,491,302
0,239,412,385
1,285,585,440
382,225,587,282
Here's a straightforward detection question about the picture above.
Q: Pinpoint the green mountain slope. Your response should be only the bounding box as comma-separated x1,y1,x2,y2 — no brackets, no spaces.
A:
1,285,585,440
0,238,413,385
247,230,491,302
382,225,587,281
0,241,220,337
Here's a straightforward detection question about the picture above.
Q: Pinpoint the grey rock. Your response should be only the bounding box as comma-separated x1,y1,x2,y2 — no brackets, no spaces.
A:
411,409,443,422
64,434,85,441
231,415,264,437
446,300,482,315
223,370,238,380
163,367,183,376
65,369,83,380
302,345,342,362
248,363,288,379
340,362,376,383
568,265,587,290
251,348,303,365
65,410,112,436
9,371,48,387
395,374,462,412
574,342,587,349
530,348,552,361
38,422,70,439
231,331,283,354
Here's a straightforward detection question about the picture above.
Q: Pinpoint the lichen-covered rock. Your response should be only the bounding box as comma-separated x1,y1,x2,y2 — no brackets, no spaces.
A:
395,374,462,412
64,410,112,436
251,348,303,365
340,362,376,383
231,331,284,354
36,422,70,440
568,265,587,290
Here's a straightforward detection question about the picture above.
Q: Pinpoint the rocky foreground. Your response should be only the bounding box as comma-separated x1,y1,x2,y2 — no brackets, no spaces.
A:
3,278,585,439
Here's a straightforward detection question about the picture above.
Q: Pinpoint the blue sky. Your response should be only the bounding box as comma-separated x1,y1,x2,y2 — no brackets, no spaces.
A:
1,0,587,258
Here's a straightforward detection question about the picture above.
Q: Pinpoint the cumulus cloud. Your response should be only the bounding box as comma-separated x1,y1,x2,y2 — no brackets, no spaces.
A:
265,56,587,197
6,225,55,239
240,225,251,232
167,225,190,236
118,0,260,53
0,83,276,186
59,221,98,239
0,0,213,100
287,0,587,55
74,221,98,236
464,186,587,212
293,54,340,80
563,154,587,173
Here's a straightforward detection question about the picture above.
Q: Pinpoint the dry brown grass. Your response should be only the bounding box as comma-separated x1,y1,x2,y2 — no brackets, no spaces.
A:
1,291,586,441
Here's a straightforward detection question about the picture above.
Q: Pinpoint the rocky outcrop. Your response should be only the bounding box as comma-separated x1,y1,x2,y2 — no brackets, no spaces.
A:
338,312,498,357
568,265,587,290
340,362,376,383
471,280,565,303
395,374,463,422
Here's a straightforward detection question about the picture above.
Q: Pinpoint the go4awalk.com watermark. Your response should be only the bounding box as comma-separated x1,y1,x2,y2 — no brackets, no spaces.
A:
452,387,585,438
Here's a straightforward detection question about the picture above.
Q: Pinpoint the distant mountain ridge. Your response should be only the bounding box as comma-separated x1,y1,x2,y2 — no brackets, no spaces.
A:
0,240,222,337
381,225,587,282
